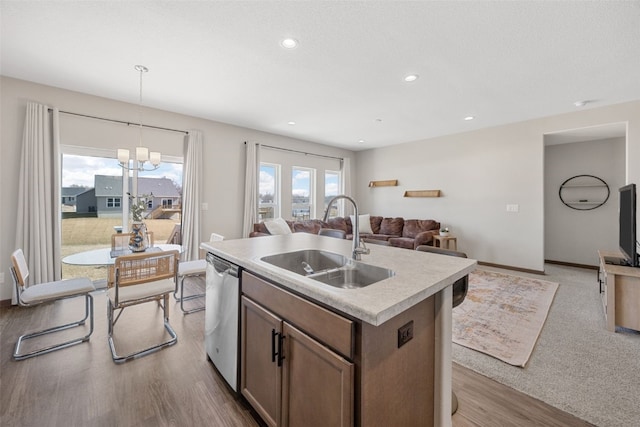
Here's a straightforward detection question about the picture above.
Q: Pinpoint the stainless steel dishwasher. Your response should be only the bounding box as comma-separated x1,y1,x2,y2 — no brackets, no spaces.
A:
205,253,241,392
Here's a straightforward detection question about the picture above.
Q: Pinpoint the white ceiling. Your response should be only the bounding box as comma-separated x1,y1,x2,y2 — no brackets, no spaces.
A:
2,1,639,151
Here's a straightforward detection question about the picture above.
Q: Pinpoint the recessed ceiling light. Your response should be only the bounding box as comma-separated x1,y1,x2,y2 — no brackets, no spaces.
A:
404,74,419,82
281,38,298,49
287,121,296,125
375,118,383,123
574,100,588,107
358,139,365,144
464,116,475,121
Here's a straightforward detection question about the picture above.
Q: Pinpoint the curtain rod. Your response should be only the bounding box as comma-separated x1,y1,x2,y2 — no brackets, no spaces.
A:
50,109,189,135
249,142,343,161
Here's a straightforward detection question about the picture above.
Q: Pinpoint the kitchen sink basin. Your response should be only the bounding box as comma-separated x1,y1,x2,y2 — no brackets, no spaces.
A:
307,262,395,289
260,249,394,289
260,249,347,276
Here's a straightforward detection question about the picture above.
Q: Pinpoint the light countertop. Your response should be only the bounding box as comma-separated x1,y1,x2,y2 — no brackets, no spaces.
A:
201,233,477,326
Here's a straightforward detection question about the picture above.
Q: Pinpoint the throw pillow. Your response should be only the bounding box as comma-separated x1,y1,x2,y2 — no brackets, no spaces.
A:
350,214,374,234
264,218,292,235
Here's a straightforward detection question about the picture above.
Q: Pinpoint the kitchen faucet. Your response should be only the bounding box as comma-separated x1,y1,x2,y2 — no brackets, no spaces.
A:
323,195,370,261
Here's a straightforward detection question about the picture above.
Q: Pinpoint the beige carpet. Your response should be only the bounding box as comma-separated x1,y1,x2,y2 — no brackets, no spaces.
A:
452,269,559,367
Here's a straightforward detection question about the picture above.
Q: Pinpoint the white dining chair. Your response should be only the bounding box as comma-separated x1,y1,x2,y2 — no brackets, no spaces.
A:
10,249,96,360
174,233,224,314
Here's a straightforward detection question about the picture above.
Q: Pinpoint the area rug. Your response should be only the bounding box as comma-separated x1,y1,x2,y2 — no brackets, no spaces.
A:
452,269,559,367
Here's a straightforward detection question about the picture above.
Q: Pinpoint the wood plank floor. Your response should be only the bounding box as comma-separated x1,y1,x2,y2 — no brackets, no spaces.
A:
0,288,593,426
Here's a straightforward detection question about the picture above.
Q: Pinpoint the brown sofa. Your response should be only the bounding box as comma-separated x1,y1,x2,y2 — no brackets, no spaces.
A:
250,216,440,250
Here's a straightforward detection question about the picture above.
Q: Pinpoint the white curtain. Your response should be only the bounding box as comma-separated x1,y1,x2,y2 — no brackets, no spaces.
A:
341,157,354,216
182,130,203,261
14,102,61,303
242,142,260,238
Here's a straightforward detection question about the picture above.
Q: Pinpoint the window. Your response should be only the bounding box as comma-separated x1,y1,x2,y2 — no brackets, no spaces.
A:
259,163,280,219
324,170,341,217
60,149,183,282
292,167,314,220
258,148,342,222
107,197,121,208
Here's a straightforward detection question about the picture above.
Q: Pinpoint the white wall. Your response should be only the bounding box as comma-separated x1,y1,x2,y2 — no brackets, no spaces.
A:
544,138,625,266
354,101,640,272
0,76,355,301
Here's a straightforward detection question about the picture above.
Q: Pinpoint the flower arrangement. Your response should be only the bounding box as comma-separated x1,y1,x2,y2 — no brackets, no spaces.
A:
128,192,150,222
439,227,450,236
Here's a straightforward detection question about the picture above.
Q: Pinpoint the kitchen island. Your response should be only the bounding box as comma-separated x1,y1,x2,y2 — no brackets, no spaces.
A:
201,233,476,427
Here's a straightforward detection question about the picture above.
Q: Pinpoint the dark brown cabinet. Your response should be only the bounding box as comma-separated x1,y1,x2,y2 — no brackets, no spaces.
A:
240,270,437,426
241,272,354,427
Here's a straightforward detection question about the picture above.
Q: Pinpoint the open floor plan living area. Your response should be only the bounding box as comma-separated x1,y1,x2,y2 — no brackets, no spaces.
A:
2,2,640,426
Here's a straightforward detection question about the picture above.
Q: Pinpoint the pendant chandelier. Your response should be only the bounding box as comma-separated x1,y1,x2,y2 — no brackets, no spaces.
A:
118,65,161,171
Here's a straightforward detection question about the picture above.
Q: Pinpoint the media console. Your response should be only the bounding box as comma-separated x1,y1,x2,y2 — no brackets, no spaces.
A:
598,250,640,332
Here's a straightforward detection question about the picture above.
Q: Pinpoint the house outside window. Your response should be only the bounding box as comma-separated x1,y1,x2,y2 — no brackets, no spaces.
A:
107,197,121,208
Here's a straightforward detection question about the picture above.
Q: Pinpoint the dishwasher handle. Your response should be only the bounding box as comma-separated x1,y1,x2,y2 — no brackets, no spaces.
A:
207,253,239,278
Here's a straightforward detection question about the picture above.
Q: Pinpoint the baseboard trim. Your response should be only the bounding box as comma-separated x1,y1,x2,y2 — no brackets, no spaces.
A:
544,259,599,270
477,261,545,275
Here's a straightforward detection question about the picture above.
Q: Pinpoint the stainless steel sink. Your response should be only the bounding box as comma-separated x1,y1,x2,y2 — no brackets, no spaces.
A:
260,249,394,289
307,261,395,289
260,249,347,277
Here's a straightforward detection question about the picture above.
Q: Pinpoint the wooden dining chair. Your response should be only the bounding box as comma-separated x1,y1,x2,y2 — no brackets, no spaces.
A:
10,249,95,360
108,250,179,363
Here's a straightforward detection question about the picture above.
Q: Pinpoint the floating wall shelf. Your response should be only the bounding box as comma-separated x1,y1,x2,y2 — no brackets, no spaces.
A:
403,190,441,198
368,179,398,187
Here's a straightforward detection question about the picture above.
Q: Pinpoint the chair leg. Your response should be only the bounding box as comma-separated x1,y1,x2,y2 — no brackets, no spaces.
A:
108,294,178,364
14,293,94,361
177,274,205,314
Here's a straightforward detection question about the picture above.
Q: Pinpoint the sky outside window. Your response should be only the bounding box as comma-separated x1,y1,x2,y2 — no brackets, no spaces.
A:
62,154,183,188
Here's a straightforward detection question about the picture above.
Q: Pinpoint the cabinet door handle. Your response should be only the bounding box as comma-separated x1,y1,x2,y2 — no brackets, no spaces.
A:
271,329,279,363
277,334,285,367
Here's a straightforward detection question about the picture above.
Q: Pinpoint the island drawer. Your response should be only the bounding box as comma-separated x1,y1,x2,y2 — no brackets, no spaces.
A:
242,271,354,360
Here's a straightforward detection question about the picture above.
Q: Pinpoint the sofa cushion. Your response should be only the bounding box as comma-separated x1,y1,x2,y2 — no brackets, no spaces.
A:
326,217,349,234
292,219,323,234
369,216,383,234
379,217,404,236
388,237,416,249
253,222,270,234
365,234,394,241
264,218,293,235
402,219,440,238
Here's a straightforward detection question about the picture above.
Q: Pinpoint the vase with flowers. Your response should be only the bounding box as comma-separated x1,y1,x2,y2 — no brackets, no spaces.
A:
128,193,150,252
439,227,450,237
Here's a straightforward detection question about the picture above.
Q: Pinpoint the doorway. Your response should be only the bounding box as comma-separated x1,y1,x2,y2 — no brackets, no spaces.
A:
543,123,627,267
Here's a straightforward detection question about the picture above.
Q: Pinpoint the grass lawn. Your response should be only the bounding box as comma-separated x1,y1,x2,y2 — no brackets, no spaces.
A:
61,217,179,281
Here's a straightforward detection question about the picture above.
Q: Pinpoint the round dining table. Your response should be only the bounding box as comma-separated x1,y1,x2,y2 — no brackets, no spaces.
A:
62,244,183,266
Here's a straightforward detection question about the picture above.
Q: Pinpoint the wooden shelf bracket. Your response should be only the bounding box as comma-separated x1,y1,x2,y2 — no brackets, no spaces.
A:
368,179,398,187
403,190,441,198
